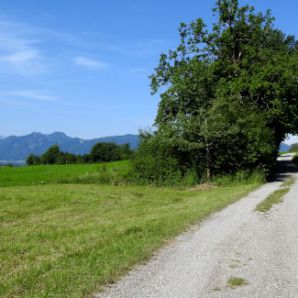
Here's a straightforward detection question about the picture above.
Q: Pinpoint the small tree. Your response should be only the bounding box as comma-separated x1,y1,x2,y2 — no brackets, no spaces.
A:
64,153,77,164
41,145,61,164
26,154,41,166
90,142,121,162
118,144,133,160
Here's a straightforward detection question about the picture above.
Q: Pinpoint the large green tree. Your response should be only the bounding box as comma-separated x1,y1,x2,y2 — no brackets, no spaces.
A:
135,0,298,183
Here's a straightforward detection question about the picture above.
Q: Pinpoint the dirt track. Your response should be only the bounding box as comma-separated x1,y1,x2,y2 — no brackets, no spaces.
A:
96,155,298,298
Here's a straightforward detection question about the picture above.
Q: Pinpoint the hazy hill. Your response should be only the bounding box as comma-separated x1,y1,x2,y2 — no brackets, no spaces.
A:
0,132,139,163
280,143,290,152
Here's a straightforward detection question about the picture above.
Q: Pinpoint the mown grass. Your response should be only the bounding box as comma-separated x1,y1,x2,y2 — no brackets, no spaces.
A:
278,151,289,155
0,160,131,187
0,181,260,297
255,177,295,212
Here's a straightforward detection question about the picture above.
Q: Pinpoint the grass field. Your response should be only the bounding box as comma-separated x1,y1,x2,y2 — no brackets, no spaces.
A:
0,169,261,297
0,160,131,187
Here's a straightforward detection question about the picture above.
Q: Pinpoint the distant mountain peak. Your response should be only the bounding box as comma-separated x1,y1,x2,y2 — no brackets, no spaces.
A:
28,131,38,135
50,132,67,137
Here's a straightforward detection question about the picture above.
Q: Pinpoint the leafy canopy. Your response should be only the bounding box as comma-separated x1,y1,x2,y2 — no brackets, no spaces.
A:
135,0,298,183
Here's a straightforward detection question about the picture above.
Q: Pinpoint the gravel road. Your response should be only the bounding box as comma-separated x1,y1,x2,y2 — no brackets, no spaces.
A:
96,155,298,298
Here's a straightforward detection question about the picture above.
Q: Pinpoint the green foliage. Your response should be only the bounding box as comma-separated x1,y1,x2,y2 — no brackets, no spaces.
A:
213,170,265,186
136,0,298,184
89,142,132,162
132,131,199,186
27,145,79,165
289,143,298,152
26,154,41,165
41,144,60,164
293,154,298,166
119,143,133,160
198,99,276,176
26,143,133,166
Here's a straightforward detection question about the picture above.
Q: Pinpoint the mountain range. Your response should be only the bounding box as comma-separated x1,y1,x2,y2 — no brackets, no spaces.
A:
0,132,139,163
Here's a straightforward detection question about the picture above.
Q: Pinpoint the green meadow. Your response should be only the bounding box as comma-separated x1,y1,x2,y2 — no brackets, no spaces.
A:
0,160,131,187
0,163,261,297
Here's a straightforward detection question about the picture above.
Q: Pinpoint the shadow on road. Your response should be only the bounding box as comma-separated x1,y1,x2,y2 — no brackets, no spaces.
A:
273,155,298,182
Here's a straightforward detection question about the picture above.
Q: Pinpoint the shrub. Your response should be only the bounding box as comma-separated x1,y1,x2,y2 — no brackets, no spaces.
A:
213,170,266,186
132,132,198,186
26,154,41,165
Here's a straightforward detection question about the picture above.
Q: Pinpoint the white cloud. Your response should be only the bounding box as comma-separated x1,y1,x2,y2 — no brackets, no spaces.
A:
0,21,45,75
284,135,298,145
0,50,44,75
1,50,39,64
0,90,58,102
74,56,107,70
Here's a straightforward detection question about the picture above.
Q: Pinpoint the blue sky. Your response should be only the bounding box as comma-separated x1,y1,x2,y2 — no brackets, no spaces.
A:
0,0,297,142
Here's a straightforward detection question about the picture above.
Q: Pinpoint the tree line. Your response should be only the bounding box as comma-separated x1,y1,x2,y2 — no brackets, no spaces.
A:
132,0,298,185
26,143,133,165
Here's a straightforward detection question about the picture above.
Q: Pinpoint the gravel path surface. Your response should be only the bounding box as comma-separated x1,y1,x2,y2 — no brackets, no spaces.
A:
95,155,298,298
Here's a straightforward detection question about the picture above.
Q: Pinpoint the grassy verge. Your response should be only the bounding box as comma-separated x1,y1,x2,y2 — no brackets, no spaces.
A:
0,181,260,297
0,160,131,187
255,177,295,212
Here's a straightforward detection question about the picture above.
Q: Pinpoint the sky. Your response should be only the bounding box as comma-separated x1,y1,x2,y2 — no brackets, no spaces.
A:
0,0,297,142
